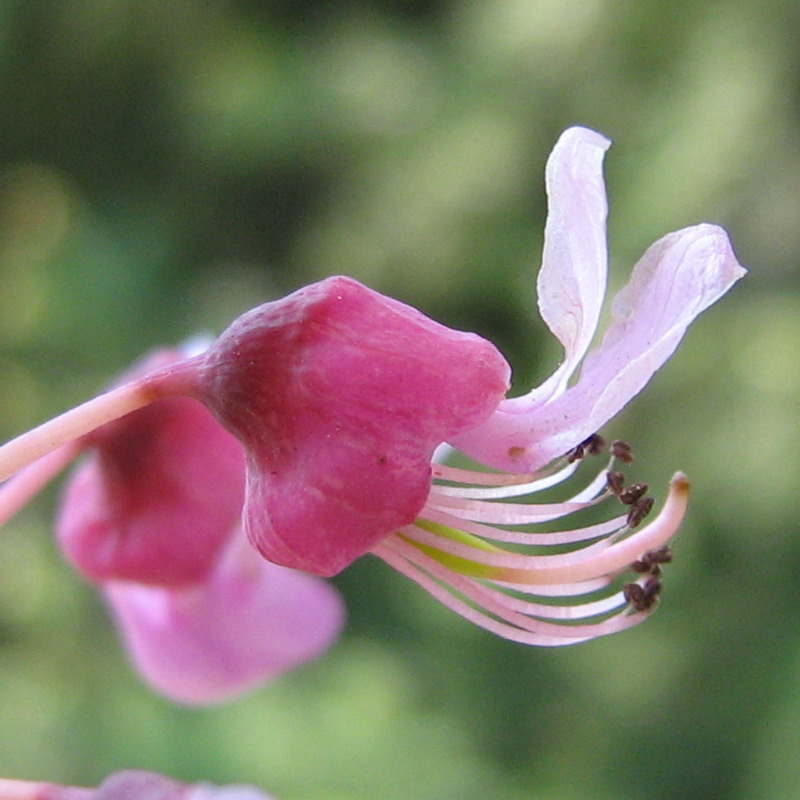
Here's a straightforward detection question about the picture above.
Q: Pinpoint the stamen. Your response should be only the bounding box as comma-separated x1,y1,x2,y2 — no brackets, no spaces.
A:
432,460,580,500
433,463,561,487
585,433,607,456
400,472,689,586
626,496,654,527
623,575,662,612
378,434,686,645
619,482,648,505
426,495,605,525
495,576,613,597
567,433,606,462
611,440,634,463
606,470,625,495
374,539,650,647
427,464,613,525
632,545,673,573
420,506,629,546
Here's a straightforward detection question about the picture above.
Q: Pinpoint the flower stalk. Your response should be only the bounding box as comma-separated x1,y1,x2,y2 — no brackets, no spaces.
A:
0,357,200,484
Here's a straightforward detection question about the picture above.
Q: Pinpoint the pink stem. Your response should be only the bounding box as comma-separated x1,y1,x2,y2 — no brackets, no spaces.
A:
0,443,81,526
0,357,201,484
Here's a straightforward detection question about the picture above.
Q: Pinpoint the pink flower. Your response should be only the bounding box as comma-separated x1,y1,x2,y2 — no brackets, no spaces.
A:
371,128,745,644
56,348,344,704
104,534,344,705
0,126,745,648
185,126,744,644
0,770,276,800
57,350,245,588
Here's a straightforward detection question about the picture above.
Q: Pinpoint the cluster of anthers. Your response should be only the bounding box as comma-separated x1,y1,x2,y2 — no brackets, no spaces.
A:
602,438,674,611
375,434,685,647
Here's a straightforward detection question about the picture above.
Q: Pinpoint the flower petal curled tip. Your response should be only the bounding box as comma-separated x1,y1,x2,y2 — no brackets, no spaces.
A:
57,349,246,588
373,465,688,646
197,275,510,577
510,225,747,469
451,130,746,474
105,535,344,705
531,125,610,406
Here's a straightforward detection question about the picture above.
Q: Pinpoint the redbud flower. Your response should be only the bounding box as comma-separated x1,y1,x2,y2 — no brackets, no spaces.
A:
0,126,745,647
183,127,744,643
29,349,343,704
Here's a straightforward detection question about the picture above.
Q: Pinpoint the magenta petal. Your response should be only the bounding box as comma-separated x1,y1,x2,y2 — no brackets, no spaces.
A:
452,224,745,471
198,276,510,576
105,535,344,705
524,126,610,406
57,386,245,588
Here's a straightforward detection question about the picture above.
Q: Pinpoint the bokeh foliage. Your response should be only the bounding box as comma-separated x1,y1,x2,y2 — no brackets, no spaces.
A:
0,1,798,798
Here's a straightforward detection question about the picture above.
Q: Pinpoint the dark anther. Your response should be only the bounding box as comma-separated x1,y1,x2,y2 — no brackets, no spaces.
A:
567,446,583,463
632,545,673,573
623,576,662,612
623,582,643,607
626,496,654,528
611,440,634,463
619,482,649,505
584,433,606,455
567,434,606,463
606,470,625,495
643,575,662,602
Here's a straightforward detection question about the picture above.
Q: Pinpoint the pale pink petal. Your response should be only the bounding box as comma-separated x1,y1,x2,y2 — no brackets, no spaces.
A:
452,224,745,472
105,535,344,705
93,772,185,799
96,772,276,800
510,125,610,407
187,785,276,800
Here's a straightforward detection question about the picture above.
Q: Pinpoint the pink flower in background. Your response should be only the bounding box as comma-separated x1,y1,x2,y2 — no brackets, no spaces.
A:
105,536,343,705
0,125,745,650
56,349,344,705
0,770,276,800
57,350,245,588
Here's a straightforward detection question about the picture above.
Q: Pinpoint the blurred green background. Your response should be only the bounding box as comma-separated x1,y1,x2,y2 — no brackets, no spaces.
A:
0,1,798,798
